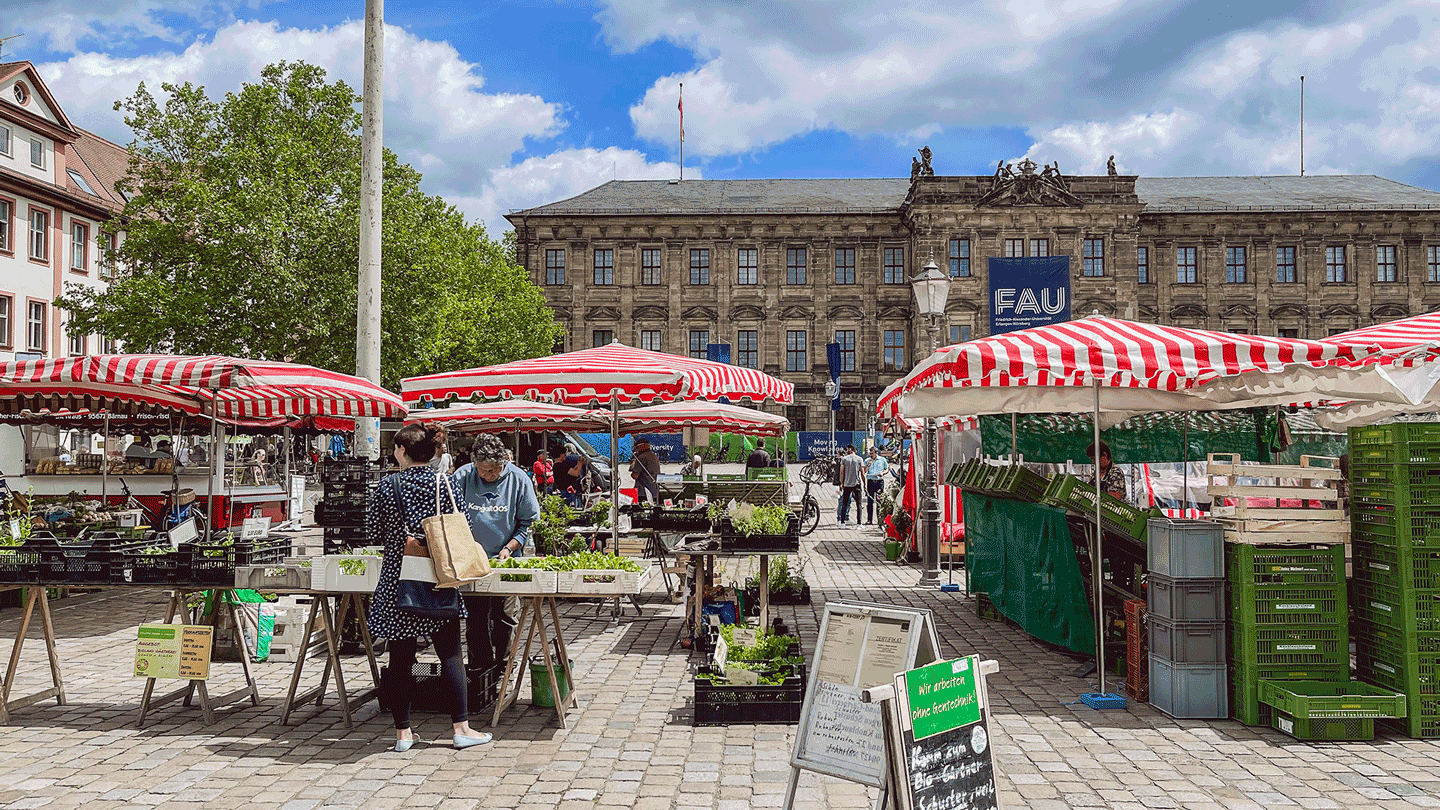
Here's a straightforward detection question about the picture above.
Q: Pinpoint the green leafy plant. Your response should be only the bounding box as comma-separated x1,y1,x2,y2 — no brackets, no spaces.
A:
491,552,643,573
744,555,807,595
731,504,792,537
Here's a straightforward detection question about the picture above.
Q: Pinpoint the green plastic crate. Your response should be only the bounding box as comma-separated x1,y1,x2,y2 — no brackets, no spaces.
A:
1350,423,1440,446
1350,579,1440,632
1041,473,1150,540
1352,541,1440,592
1230,623,1347,668
1350,442,1440,465
1258,679,1407,719
1352,504,1440,548
1353,617,1440,658
1271,711,1375,741
1350,463,1440,489
1230,664,1349,727
1353,483,1440,511
1227,544,1346,589
1355,651,1440,696
1230,586,1347,626
988,464,1048,502
1380,695,1440,738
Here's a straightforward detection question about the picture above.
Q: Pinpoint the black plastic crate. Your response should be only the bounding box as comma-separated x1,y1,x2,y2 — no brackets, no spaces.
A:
323,526,367,554
629,507,713,532
693,663,805,726
37,535,109,584
321,459,385,483
115,540,182,585
718,514,801,553
180,535,293,586
0,536,47,584
314,501,367,527
323,479,376,499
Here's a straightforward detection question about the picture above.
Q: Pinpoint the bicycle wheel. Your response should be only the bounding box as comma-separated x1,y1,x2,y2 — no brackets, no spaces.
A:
799,496,821,536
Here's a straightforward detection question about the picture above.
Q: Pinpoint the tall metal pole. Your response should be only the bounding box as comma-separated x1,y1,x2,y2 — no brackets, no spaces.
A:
1092,380,1107,694
1300,75,1305,177
354,0,384,460
918,315,941,586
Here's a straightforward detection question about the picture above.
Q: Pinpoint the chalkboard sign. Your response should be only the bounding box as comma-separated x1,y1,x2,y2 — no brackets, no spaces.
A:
784,600,939,810
885,656,1001,810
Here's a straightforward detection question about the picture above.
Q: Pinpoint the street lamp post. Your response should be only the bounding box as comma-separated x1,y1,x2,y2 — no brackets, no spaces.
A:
910,259,950,587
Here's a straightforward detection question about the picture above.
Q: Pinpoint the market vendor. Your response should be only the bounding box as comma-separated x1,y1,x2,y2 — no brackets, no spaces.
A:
1085,440,1127,500
451,433,541,708
124,435,154,468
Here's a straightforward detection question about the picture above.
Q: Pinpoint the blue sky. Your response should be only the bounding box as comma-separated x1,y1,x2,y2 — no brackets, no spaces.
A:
13,0,1440,232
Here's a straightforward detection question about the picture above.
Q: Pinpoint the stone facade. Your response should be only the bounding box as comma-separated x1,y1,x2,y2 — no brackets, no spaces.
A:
507,172,1440,425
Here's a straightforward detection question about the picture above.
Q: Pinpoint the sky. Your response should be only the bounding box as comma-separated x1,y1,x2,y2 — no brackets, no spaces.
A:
11,0,1440,234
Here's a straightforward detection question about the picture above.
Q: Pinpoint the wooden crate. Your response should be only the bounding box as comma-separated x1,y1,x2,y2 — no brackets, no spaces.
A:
1207,454,1347,545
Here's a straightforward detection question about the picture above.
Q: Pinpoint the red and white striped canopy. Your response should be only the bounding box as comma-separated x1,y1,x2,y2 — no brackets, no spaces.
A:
882,316,1377,420
401,343,794,406
1306,311,1440,428
406,400,610,433
0,355,407,420
613,401,790,437
1323,311,1440,351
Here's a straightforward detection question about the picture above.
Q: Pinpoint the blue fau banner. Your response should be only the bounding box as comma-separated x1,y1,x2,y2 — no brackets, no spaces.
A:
825,342,842,411
987,256,1070,335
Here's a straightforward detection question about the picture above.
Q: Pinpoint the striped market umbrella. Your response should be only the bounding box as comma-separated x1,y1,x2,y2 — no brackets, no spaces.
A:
406,400,610,433
1309,310,1440,428
400,342,793,406
611,401,789,437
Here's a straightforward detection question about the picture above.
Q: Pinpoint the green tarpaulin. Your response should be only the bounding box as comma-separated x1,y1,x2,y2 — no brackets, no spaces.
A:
979,410,1267,464
964,493,1094,655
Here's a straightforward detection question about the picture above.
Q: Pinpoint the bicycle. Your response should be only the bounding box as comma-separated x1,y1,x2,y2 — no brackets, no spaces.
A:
796,479,821,536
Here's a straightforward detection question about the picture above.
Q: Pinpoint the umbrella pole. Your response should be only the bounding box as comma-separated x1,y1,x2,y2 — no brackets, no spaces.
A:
207,398,220,535
101,413,110,504
1011,412,1017,462
1093,379,1107,695
1182,413,1190,516
611,396,620,557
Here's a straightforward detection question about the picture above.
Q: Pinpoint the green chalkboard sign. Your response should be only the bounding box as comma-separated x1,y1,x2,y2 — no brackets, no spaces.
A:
905,656,982,741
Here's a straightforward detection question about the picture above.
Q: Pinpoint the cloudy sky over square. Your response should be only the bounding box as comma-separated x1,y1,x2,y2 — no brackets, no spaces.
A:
14,0,1440,232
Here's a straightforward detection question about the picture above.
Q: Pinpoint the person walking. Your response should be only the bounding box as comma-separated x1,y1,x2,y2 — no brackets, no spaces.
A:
865,446,890,524
452,434,541,707
553,443,588,507
366,423,490,751
531,449,554,495
838,445,865,525
629,439,661,504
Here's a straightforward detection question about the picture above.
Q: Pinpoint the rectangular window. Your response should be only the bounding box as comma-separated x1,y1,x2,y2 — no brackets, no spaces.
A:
1225,246,1246,283
0,296,9,347
785,330,807,372
1377,245,1397,282
1083,238,1105,277
0,199,9,252
29,138,43,169
835,330,856,372
737,330,758,369
1326,246,1347,283
29,208,47,260
786,247,807,285
639,329,662,352
689,248,710,285
70,221,87,271
1279,328,1299,339
785,405,808,433
1029,239,1049,258
100,334,118,354
883,330,906,370
883,247,905,285
949,238,970,277
1277,246,1297,283
26,300,45,353
592,248,614,285
834,248,856,285
544,249,565,285
98,232,115,280
1177,246,1197,284
68,325,84,357
1004,238,1024,258
737,247,758,285
591,329,613,348
1429,246,1440,283
641,248,662,285
0,125,9,156
1137,247,1149,283
689,329,710,359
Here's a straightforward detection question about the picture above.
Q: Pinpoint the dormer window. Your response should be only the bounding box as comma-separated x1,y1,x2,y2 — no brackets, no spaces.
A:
13,82,28,105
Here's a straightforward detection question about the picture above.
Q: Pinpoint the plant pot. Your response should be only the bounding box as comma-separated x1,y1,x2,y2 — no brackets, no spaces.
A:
884,540,902,561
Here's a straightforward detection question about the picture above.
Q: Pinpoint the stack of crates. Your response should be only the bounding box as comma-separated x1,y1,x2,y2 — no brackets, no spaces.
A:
317,458,384,553
1146,518,1228,718
1349,422,1440,738
1227,543,1350,726
1124,599,1149,702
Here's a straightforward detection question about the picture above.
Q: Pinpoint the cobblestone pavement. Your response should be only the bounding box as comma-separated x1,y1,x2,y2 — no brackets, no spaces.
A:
2,465,1440,809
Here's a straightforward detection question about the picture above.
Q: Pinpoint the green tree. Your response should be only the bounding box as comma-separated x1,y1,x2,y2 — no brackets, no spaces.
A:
59,61,562,388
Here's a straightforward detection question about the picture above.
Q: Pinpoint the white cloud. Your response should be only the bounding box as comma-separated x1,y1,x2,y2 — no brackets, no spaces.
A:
33,19,683,233
11,1,243,53
1025,3,1440,178
464,147,693,233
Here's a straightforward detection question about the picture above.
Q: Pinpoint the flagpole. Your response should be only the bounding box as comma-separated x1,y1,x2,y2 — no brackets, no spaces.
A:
678,82,684,182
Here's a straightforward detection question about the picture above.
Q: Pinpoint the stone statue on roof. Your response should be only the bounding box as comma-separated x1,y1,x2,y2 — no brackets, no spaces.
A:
918,146,934,176
1107,155,1117,176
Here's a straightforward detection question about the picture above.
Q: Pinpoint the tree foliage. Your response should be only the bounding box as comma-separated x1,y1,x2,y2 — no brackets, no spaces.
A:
60,62,562,388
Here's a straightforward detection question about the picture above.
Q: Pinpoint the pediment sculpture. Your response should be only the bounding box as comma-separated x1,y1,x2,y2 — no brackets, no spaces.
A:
977,157,1084,207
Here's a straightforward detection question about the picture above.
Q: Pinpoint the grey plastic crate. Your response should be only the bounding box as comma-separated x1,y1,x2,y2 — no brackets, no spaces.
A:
1148,616,1226,663
1149,658,1229,719
1147,574,1226,621
1147,518,1224,579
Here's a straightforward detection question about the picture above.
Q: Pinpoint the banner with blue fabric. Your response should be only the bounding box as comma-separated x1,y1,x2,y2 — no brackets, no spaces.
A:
987,256,1070,335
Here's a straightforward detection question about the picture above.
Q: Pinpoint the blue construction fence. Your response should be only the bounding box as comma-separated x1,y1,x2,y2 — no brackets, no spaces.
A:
577,431,883,463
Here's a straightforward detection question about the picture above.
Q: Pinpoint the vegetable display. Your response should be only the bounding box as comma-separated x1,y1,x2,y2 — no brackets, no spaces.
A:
730,504,792,537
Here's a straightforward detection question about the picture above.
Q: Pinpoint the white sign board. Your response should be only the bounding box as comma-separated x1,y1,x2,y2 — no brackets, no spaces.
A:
240,517,271,540
784,600,940,809
289,475,306,521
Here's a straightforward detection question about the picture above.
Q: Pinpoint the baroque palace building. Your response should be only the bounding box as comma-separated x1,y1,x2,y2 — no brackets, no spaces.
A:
505,156,1440,429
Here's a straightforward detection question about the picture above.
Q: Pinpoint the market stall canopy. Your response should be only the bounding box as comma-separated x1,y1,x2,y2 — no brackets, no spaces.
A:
400,342,795,406
406,400,610,433
882,316,1383,422
1307,311,1440,429
0,354,407,420
611,401,789,437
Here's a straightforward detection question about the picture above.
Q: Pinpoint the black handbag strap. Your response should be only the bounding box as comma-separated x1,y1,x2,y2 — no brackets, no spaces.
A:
390,472,420,538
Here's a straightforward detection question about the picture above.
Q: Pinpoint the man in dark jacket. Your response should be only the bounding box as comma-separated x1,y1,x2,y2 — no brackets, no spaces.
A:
745,438,772,469
630,439,661,504
553,442,588,506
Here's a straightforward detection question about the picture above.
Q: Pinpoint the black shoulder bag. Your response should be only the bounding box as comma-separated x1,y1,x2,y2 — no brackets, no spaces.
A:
391,477,462,620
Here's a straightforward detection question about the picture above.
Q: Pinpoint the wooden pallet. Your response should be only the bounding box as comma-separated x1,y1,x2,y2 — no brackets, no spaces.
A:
1207,453,1347,545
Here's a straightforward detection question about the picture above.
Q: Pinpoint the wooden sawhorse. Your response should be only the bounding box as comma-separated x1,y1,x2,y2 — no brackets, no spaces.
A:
280,591,380,729
491,596,575,729
137,589,262,726
0,586,65,724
